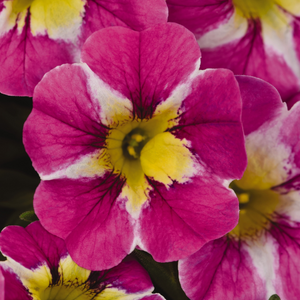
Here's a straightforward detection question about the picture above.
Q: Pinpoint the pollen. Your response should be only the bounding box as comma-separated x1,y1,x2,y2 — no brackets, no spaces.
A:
122,128,149,160
238,193,249,204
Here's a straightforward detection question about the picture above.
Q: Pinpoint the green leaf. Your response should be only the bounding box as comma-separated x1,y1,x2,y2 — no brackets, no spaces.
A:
269,295,281,300
19,210,39,223
133,249,189,300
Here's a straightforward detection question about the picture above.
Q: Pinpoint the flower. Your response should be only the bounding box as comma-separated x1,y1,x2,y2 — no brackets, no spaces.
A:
178,76,300,300
0,221,165,300
167,0,300,101
23,23,247,270
0,0,168,97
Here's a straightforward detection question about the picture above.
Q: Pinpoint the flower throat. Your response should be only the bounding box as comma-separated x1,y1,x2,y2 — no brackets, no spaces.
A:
232,0,275,19
122,128,149,160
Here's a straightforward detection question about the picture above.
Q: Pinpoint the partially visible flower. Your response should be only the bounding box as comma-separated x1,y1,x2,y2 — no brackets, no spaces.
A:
167,0,300,101
23,23,247,270
178,76,300,300
0,0,168,97
0,221,165,300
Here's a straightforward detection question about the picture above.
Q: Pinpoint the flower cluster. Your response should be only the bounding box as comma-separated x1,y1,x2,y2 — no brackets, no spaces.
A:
0,1,300,300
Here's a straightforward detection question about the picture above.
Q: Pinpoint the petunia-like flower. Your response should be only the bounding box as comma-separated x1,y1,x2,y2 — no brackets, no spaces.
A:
167,0,300,101
0,0,167,97
0,221,165,300
23,23,247,270
178,76,300,300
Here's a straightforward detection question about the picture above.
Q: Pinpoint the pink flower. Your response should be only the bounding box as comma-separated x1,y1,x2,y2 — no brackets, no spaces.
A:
0,0,167,97
178,76,300,300
167,0,300,102
0,221,164,300
23,23,247,270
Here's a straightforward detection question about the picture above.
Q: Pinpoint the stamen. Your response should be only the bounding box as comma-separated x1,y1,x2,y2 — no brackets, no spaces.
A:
238,193,249,204
122,128,149,160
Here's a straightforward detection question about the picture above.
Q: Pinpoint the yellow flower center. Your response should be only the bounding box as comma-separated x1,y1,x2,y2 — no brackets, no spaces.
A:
232,0,276,19
40,285,96,300
100,109,196,216
3,0,85,38
232,0,300,29
228,178,279,239
122,129,149,160
10,255,128,300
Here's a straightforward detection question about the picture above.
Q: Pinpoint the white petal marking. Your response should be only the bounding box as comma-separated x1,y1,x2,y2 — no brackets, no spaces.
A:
198,11,248,49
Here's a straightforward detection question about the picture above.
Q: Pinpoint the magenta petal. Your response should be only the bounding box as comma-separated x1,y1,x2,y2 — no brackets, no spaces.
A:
65,193,134,270
35,177,134,270
138,176,239,262
103,256,153,293
35,176,121,238
271,220,300,299
236,75,285,135
23,64,107,175
83,0,168,34
200,22,300,101
179,237,266,300
0,0,168,97
167,0,234,38
286,91,300,109
0,26,74,96
0,265,31,300
175,69,246,180
81,23,201,118
139,295,165,300
278,103,300,175
0,222,66,270
0,267,3,300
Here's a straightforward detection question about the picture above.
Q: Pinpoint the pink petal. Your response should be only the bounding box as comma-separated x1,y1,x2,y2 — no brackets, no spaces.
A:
175,69,246,180
0,222,66,270
179,237,266,300
138,176,239,262
81,23,201,118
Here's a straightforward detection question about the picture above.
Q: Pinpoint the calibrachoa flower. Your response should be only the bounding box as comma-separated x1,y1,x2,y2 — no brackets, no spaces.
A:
179,76,300,300
0,0,167,97
167,0,300,101
0,221,165,300
23,23,247,270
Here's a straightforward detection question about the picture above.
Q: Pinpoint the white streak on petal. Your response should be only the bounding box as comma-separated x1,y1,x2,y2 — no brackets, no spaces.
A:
244,108,295,189
244,234,277,297
198,12,248,49
2,258,51,292
154,60,200,117
81,63,133,127
276,191,300,223
0,2,16,36
262,17,300,79
41,150,107,180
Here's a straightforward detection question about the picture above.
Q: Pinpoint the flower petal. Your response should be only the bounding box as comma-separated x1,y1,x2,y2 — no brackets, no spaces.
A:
104,256,154,294
236,75,285,135
175,68,246,180
81,23,201,118
237,101,300,189
178,237,268,300
138,176,239,262
23,63,131,178
0,0,168,96
270,216,300,299
0,222,66,270
167,0,235,39
200,21,300,101
0,265,31,300
34,177,134,270
0,26,74,96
